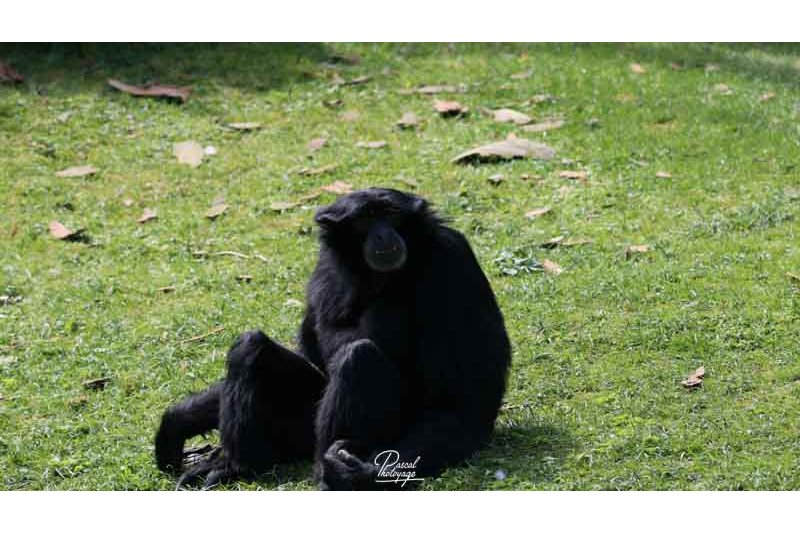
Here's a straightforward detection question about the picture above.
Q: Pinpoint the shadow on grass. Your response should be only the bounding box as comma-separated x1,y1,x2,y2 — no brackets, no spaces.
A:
0,43,331,94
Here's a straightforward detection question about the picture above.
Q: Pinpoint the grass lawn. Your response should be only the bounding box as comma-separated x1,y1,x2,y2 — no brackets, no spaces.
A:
1,43,799,490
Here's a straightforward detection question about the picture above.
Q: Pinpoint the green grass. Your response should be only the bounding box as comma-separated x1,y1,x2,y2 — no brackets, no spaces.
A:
1,43,800,490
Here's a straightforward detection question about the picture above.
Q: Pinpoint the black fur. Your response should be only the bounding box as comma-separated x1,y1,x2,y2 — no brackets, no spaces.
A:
154,188,511,489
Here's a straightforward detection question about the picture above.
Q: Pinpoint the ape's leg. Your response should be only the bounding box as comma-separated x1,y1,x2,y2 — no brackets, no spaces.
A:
181,329,326,488
314,339,407,490
155,381,222,472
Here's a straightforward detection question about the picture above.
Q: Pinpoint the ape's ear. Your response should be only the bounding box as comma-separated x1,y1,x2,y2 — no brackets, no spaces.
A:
314,204,349,226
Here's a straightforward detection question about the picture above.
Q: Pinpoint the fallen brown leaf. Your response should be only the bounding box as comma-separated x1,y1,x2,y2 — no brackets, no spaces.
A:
433,100,468,117
670,62,684,70
308,137,328,151
336,75,371,86
625,244,651,258
236,274,254,283
523,119,565,133
174,141,204,168
226,122,262,131
340,110,361,122
396,112,420,129
122,198,135,207
49,221,85,241
323,99,343,109
205,203,228,220
562,238,593,247
491,108,532,125
401,84,463,95
297,163,338,176
559,170,587,180
630,63,647,74
0,62,23,83
714,83,732,94
487,174,505,185
655,171,672,178
528,94,554,104
355,140,388,149
542,259,563,275
321,181,354,195
326,53,361,65
510,70,533,80
540,235,565,249
786,272,800,283
681,366,706,389
759,92,776,102
108,79,191,103
525,207,552,219
394,176,420,188
452,137,556,164
156,286,176,293
56,165,98,178
83,377,111,391
137,208,157,224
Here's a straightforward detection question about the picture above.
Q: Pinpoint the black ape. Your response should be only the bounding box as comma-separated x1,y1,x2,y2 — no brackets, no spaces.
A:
155,188,511,489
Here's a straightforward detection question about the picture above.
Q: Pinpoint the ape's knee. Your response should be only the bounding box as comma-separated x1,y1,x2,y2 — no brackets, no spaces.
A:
226,329,269,370
332,339,384,379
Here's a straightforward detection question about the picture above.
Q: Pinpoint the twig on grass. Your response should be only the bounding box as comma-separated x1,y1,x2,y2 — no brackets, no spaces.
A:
177,326,225,345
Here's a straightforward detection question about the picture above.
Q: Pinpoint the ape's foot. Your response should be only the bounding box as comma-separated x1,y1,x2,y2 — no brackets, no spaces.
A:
176,457,241,490
317,440,377,490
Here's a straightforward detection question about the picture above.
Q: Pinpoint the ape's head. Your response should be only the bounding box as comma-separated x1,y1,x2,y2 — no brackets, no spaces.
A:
315,188,437,273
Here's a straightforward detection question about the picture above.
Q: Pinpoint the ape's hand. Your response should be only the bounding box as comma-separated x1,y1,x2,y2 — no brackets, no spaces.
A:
318,440,377,490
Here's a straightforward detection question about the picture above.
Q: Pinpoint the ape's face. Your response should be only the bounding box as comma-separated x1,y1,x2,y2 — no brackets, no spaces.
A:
315,188,427,273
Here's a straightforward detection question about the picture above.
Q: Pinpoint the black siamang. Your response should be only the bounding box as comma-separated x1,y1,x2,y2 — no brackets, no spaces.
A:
155,188,510,489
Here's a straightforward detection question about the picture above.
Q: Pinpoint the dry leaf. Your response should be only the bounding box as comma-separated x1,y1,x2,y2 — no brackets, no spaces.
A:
540,235,565,249
355,140,388,149
308,137,328,151
227,122,261,131
523,119,565,133
433,100,468,117
655,171,672,178
297,163,338,176
786,272,800,283
491,108,532,125
453,138,556,164
56,165,97,178
401,84,462,95
137,208,157,224
396,112,420,129
205,203,228,219
156,286,176,293
108,79,191,103
270,201,299,211
395,176,419,188
340,110,361,122
326,53,361,65
236,274,254,283
630,63,647,74
83,377,111,390
559,170,587,180
49,221,85,241
625,244,651,258
528,94,554,104
323,99,343,109
563,238,593,247
321,181,354,195
510,71,532,80
670,62,684,70
0,62,24,83
759,92,776,102
681,366,706,389
705,64,719,73
336,75,371,86
487,174,505,185
714,83,732,94
122,198,135,207
542,259,563,275
174,141,204,167
525,207,551,219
